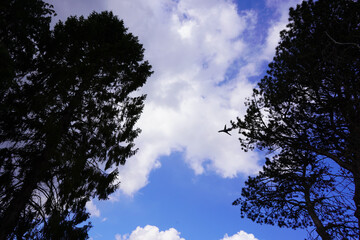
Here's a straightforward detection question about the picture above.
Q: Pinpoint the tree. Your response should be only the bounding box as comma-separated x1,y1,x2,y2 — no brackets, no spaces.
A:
234,151,357,239
230,0,360,239
0,1,152,238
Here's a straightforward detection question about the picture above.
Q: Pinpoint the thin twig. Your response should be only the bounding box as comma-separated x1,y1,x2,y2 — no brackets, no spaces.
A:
325,31,360,49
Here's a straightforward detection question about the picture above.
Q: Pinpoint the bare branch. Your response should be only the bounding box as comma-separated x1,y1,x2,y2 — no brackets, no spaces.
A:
325,31,360,50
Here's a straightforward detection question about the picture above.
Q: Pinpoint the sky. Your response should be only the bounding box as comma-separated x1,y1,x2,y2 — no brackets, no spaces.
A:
46,0,308,239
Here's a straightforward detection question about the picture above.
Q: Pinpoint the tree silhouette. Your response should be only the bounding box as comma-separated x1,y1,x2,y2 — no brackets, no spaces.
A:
231,0,360,239
234,151,357,239
0,1,152,238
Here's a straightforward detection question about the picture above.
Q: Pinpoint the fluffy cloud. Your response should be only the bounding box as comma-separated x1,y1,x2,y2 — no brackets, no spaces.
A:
115,225,185,240
104,0,301,196
85,200,101,218
221,231,259,240
48,0,301,196
116,227,259,240
48,0,301,197
260,0,302,61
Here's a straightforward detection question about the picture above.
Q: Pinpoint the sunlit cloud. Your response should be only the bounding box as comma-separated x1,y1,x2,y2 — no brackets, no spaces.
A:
115,225,185,240
86,200,101,218
104,0,302,196
47,0,300,197
116,226,259,240
221,230,259,240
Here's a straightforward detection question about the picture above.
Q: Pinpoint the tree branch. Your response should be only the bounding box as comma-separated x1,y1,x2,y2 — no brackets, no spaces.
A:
325,32,360,50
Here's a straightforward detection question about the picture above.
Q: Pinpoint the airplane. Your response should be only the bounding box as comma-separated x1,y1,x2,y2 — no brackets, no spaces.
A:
218,124,231,136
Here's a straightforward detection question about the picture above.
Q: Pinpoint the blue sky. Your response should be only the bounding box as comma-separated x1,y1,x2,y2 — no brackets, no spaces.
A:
47,0,308,239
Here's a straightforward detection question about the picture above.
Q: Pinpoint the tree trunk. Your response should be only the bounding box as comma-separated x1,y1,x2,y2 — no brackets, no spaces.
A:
304,187,332,240
0,165,41,239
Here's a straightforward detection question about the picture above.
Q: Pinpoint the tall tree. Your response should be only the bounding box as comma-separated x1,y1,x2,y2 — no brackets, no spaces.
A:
230,0,360,238
234,151,357,239
0,2,152,238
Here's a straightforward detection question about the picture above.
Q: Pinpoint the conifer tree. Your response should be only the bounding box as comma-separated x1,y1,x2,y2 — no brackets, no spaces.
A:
231,0,360,238
0,1,152,238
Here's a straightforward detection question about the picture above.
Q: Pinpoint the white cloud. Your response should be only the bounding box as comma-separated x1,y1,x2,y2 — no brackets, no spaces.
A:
86,200,100,218
103,0,300,196
260,0,302,61
115,234,124,240
116,225,185,240
221,230,259,240
116,226,259,240
48,0,300,198
106,0,256,196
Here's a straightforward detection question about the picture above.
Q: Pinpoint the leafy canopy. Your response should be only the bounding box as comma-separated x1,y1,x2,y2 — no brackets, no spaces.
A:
0,1,152,239
231,0,360,239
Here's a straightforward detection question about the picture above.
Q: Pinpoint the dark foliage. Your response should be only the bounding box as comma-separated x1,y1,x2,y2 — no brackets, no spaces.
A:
234,151,357,239
231,0,360,239
0,1,152,239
